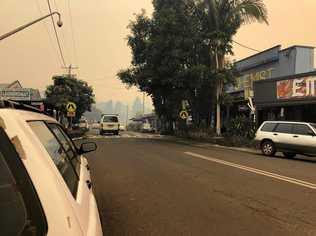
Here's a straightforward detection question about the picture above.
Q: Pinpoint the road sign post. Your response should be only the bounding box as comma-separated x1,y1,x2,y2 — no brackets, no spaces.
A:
66,102,77,129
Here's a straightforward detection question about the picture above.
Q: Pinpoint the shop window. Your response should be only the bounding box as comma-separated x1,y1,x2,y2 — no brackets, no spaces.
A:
261,123,277,132
274,123,293,134
293,124,314,136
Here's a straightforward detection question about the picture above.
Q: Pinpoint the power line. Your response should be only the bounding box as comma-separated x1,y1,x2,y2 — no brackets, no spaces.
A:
232,40,261,53
47,0,66,66
67,0,79,67
34,0,61,67
52,0,69,60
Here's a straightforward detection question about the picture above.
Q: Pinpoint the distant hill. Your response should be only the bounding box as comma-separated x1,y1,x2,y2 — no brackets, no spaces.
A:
83,106,103,122
95,98,154,124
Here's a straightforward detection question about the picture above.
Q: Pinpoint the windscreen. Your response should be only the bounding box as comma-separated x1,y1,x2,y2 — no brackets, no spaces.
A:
102,116,118,123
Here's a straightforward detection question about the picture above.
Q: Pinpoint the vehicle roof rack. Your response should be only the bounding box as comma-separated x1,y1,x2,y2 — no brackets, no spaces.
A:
0,98,42,113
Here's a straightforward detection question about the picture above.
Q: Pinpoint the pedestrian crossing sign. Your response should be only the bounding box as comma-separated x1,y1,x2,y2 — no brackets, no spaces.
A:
66,102,77,112
179,110,189,120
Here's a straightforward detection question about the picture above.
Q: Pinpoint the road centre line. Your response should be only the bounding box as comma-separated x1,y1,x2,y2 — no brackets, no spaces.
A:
184,152,316,190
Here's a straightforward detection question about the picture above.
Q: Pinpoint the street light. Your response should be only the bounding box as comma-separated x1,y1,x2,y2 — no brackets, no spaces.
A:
0,11,62,41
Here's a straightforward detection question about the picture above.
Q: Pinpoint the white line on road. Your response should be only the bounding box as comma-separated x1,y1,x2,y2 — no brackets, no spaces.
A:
184,152,316,190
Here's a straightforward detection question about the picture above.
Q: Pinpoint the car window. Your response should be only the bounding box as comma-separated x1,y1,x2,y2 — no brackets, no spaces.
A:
0,128,47,236
260,123,277,132
293,124,314,136
102,116,118,122
274,123,293,134
29,121,79,198
48,123,81,175
310,123,316,130
0,149,27,236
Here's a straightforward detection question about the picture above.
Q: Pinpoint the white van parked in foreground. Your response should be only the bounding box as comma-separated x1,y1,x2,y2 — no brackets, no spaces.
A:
0,108,102,236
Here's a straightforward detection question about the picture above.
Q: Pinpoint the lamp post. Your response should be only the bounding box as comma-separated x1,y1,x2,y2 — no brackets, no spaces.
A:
0,11,63,41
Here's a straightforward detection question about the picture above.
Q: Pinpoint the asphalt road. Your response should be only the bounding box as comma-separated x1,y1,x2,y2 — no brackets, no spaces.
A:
85,132,316,236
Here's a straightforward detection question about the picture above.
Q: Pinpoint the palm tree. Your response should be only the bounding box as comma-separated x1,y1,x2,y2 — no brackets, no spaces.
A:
198,0,268,135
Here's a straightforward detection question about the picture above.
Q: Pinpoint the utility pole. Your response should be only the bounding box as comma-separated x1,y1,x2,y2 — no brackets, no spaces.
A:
126,105,129,127
62,64,78,78
62,64,78,129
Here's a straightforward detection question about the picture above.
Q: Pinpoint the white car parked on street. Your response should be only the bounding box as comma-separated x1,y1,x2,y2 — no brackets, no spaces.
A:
0,108,102,236
255,121,316,158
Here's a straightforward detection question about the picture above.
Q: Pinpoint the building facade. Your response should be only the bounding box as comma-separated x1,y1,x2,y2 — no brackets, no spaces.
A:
0,80,43,110
254,71,316,123
227,45,315,124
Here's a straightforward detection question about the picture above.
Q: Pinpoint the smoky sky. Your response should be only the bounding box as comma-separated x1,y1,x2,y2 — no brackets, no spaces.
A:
0,0,315,104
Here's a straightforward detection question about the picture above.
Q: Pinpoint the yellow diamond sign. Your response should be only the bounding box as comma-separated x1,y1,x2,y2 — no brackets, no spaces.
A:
179,110,189,120
66,102,77,112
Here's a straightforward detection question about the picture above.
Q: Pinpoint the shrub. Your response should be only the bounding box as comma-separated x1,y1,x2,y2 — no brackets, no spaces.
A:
225,115,256,140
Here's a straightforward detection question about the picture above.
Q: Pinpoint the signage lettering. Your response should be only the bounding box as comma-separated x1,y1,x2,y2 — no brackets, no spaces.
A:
277,76,316,99
233,68,274,99
0,89,31,101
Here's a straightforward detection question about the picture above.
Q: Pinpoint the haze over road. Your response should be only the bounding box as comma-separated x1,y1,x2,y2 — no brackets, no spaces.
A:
84,134,316,236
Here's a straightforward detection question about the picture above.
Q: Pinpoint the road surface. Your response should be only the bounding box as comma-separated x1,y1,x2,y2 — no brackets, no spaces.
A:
84,132,316,235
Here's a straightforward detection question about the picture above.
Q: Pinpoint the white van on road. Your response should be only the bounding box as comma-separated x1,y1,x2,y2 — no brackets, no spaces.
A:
100,114,120,135
0,108,102,236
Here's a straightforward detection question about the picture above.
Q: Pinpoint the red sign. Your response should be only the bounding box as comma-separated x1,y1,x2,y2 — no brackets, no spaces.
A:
277,76,316,99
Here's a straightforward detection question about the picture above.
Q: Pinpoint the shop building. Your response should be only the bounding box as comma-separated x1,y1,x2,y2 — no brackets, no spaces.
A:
0,80,44,110
226,45,315,123
254,71,316,123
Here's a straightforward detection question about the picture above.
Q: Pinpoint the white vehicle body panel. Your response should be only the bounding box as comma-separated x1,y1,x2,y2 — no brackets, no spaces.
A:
0,109,102,236
100,115,119,132
255,121,316,155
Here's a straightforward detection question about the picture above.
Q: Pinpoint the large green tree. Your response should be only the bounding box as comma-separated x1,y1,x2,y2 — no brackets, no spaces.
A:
45,75,95,121
118,0,214,131
197,0,268,135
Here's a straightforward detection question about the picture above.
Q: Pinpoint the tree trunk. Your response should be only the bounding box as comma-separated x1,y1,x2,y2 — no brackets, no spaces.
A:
216,81,221,136
215,51,225,136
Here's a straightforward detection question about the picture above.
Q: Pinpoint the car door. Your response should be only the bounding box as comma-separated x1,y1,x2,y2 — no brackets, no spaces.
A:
27,121,83,236
273,123,295,151
291,124,316,154
0,127,48,236
47,123,102,236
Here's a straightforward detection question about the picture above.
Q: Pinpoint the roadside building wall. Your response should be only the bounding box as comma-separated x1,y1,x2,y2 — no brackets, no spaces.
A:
225,45,315,126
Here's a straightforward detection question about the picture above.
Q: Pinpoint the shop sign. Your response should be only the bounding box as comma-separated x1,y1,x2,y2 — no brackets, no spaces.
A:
0,89,31,101
230,68,274,99
277,76,316,99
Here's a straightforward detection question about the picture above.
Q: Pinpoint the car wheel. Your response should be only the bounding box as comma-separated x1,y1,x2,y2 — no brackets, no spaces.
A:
283,152,296,158
261,140,276,156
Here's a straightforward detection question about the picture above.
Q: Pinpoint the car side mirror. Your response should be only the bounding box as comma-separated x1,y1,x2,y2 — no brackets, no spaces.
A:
308,131,316,136
79,142,97,154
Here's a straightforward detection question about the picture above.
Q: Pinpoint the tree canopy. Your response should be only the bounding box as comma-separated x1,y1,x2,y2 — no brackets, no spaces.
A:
117,0,267,132
45,75,95,121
